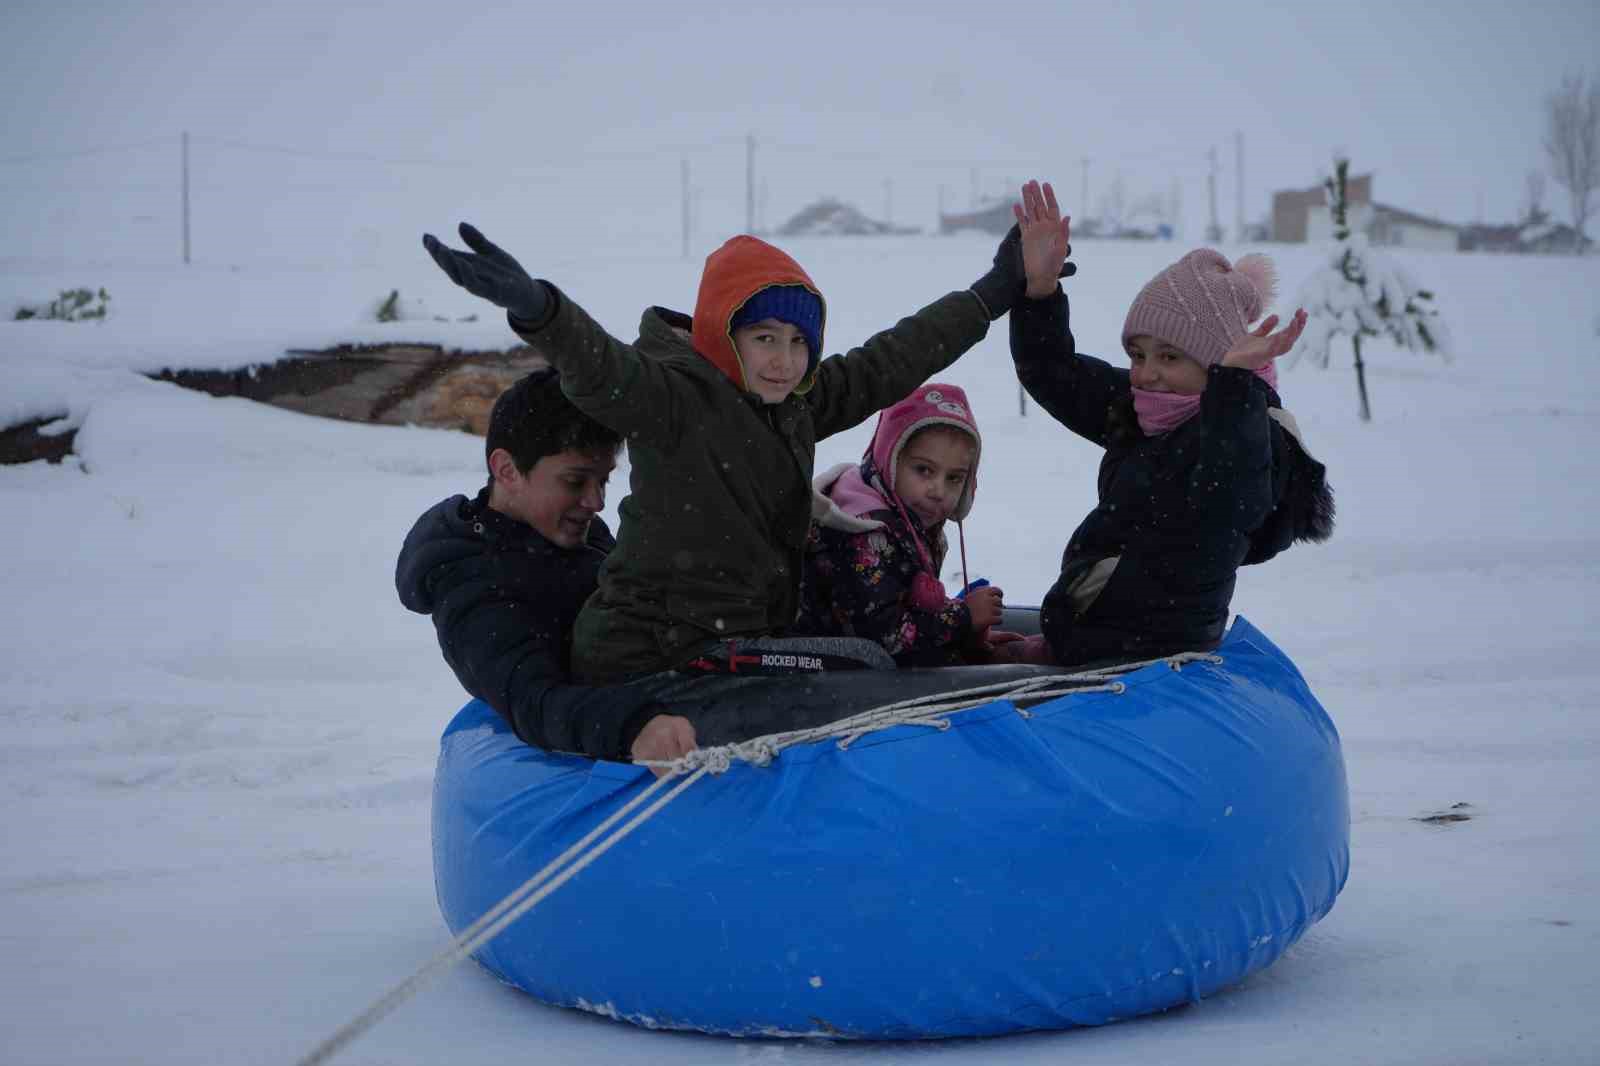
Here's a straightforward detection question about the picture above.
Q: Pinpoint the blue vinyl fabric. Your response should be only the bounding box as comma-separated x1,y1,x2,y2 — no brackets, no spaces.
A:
431,616,1349,1039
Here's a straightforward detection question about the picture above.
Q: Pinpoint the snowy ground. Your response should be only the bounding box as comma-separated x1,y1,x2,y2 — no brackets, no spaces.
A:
3,235,1599,1065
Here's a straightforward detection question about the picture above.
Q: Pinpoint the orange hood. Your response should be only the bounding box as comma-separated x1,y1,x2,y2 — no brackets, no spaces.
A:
690,235,827,394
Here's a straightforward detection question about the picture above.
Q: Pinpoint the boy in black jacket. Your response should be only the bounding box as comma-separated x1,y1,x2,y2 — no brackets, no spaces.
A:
395,369,693,763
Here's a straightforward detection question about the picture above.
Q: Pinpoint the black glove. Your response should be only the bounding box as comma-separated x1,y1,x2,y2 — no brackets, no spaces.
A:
968,224,1077,321
421,222,551,326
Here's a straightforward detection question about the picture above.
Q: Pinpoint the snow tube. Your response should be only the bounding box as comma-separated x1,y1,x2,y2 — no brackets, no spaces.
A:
431,616,1348,1039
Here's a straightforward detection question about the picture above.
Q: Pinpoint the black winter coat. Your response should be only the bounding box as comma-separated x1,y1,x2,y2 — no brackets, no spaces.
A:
1011,288,1332,666
395,488,661,760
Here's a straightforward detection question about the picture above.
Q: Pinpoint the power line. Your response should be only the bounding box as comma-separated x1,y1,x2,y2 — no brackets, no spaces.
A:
190,134,728,171
0,137,173,166
190,134,474,169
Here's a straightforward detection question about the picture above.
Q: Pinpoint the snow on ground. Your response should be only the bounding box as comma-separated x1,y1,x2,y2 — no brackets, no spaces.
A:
3,236,1599,1065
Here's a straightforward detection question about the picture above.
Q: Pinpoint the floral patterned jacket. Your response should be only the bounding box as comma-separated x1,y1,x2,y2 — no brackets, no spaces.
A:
796,463,975,667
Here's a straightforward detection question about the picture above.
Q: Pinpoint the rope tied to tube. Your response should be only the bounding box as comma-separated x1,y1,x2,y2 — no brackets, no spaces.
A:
296,649,1221,1065
637,649,1220,774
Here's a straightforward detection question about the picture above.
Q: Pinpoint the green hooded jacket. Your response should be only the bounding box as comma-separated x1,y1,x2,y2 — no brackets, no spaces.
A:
514,236,990,680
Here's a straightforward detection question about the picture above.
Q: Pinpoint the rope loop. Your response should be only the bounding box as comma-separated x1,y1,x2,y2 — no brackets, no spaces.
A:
733,738,779,767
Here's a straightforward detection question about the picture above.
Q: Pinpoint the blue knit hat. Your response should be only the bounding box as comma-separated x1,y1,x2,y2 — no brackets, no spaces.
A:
730,284,824,364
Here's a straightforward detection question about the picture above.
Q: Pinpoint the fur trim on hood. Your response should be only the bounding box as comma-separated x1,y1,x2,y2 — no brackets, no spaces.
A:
811,462,886,533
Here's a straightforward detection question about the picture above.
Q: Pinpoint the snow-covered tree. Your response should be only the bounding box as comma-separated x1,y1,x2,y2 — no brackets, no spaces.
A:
1543,73,1600,251
1290,157,1451,422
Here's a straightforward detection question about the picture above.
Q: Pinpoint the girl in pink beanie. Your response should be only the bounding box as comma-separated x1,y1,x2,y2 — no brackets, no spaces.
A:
796,383,1013,666
1003,181,1333,666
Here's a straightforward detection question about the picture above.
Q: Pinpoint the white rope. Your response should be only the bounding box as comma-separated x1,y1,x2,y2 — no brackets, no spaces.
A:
293,767,705,1066
645,650,1221,771
297,648,1222,1064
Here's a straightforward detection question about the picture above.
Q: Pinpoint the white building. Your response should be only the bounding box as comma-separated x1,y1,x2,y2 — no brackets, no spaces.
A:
1306,202,1460,252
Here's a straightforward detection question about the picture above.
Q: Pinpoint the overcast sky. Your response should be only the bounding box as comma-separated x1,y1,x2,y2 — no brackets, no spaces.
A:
3,0,1596,266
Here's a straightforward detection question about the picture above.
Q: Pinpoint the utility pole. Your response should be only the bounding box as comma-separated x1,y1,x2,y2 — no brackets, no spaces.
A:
681,156,690,260
1234,130,1245,242
181,130,190,265
745,133,756,234
1205,146,1222,242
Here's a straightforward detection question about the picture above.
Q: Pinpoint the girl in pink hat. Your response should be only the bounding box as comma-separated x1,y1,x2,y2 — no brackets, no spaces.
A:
797,383,1013,667
1003,181,1334,666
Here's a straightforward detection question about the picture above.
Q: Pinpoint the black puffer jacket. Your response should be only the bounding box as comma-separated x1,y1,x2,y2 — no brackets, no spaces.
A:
395,487,661,760
1012,288,1332,666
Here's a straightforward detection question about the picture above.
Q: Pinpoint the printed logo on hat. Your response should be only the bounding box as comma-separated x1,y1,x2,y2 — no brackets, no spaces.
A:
923,390,967,417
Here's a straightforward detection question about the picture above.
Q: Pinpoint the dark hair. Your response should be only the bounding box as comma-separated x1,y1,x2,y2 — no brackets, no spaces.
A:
484,368,621,475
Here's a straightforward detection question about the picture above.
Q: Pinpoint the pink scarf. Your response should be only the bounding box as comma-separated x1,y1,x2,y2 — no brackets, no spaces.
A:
1132,362,1279,436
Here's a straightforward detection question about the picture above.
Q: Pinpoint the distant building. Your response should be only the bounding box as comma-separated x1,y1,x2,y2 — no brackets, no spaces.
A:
776,199,919,237
1272,174,1373,243
939,201,1172,240
938,199,1015,236
1459,214,1594,255
1457,221,1528,253
1272,173,1460,251
1516,221,1593,255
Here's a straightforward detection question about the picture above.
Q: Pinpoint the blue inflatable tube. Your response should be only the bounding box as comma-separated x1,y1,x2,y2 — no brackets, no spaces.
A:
431,617,1349,1039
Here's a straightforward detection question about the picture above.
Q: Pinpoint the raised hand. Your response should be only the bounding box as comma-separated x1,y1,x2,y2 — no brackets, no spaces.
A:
1014,180,1072,297
1221,309,1309,372
421,222,550,324
970,179,1074,321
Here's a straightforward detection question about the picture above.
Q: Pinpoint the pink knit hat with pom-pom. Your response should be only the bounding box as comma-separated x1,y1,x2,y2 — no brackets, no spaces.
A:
1121,249,1277,369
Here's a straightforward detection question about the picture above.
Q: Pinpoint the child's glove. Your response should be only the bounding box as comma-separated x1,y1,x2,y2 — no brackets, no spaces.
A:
963,628,1025,665
987,633,1056,665
970,224,1077,321
422,222,553,327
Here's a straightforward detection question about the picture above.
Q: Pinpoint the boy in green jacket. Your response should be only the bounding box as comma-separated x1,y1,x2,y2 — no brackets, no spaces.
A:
423,208,1038,759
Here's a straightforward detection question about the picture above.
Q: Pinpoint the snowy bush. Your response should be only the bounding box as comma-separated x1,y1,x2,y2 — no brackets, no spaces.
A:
1289,158,1451,421
13,287,111,322
373,289,477,323
375,289,402,323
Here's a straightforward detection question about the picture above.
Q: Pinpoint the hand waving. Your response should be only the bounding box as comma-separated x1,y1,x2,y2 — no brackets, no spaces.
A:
421,222,550,324
1220,309,1309,372
1014,180,1073,297
970,179,1076,320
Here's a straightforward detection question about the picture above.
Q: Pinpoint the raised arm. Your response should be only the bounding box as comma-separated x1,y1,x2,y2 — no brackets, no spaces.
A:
806,180,1078,440
1006,183,1128,445
804,291,991,440
1010,289,1129,446
422,223,691,448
